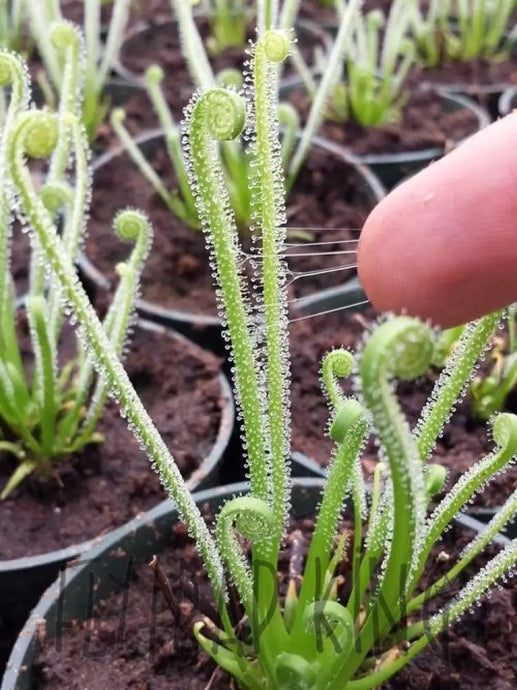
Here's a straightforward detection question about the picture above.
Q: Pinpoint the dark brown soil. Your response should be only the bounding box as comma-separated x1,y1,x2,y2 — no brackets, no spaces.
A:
33,509,517,689
289,87,482,156
0,320,226,561
84,142,372,316
289,308,517,508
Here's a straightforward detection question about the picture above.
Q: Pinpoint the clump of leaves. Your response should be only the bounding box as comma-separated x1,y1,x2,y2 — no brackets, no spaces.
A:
410,0,517,67
191,0,249,54
111,62,299,232
16,18,517,687
0,39,150,498
328,0,417,126
26,0,131,140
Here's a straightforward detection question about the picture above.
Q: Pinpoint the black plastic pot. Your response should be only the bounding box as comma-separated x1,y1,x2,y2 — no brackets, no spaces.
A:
497,85,517,117
2,477,511,689
346,92,490,190
84,130,385,355
0,318,234,673
112,18,332,88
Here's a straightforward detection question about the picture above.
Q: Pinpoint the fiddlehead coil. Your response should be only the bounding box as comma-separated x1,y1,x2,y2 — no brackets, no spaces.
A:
492,411,517,451
368,317,435,382
274,653,317,690
114,208,150,243
145,64,165,85
262,29,291,63
40,181,73,214
0,49,28,90
202,88,246,141
321,348,354,411
21,111,59,159
303,600,354,658
113,208,152,279
50,20,80,51
217,496,274,543
216,496,274,612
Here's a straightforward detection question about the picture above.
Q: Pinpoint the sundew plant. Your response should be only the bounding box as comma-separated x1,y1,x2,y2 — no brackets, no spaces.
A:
310,0,416,128
11,16,517,684
26,0,131,140
0,34,150,498
470,306,517,419
190,0,250,54
410,0,517,67
171,0,304,56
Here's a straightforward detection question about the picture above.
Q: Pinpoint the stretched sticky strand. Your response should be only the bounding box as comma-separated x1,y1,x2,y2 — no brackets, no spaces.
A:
284,236,361,248
282,248,357,258
286,263,358,289
288,299,370,323
242,233,360,265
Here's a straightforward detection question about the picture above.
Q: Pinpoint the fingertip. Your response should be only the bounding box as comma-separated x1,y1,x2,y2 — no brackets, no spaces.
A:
358,112,517,328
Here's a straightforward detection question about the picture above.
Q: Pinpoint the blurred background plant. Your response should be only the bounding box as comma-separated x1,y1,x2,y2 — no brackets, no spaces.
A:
410,0,517,67
191,0,249,54
111,60,300,232
0,26,150,498
0,0,26,52
431,306,517,421
26,0,131,140
325,0,417,126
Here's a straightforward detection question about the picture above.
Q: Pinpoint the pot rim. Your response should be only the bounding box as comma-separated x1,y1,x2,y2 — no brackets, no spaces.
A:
0,317,234,573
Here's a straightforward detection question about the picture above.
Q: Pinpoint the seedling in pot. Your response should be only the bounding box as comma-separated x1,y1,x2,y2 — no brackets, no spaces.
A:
169,0,327,189
112,0,306,232
0,40,151,498
26,0,131,140
171,0,305,58
326,1,417,127
410,0,517,67
294,0,416,132
192,0,250,54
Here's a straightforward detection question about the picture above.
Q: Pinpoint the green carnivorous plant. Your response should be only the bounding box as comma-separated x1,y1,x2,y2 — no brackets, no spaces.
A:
26,0,131,140
0,46,150,498
410,0,517,67
9,24,517,689
431,306,517,421
329,0,416,126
